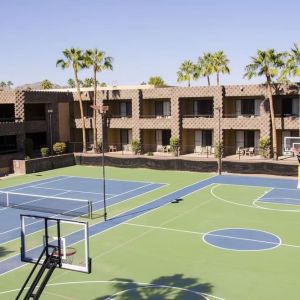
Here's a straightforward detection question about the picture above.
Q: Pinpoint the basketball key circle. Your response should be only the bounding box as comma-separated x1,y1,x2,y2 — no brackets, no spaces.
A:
203,228,281,251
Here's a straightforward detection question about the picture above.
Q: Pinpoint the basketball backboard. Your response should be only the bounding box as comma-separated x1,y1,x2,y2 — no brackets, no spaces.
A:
21,214,91,273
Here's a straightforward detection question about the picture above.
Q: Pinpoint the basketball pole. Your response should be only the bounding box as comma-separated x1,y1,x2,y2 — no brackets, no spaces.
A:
91,105,109,221
297,154,300,189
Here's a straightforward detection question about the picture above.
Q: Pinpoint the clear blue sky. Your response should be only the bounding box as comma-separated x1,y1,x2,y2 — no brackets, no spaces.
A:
0,0,299,87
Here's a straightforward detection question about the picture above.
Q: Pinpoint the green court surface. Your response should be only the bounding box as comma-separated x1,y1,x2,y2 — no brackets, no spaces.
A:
0,166,300,299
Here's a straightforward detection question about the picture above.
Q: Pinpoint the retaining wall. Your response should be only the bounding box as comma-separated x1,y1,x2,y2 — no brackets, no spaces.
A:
13,153,75,174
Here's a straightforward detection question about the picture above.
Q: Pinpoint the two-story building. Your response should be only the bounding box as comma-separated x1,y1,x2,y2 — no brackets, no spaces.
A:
0,83,299,174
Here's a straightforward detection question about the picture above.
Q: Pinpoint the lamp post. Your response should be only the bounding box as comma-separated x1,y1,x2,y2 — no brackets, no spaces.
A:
215,106,222,175
91,105,109,221
48,109,53,155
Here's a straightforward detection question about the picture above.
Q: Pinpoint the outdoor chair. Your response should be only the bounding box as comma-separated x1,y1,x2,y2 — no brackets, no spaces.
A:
194,146,203,155
245,147,255,156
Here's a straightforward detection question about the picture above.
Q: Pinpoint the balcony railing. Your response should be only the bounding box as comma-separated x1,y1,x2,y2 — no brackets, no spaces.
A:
0,117,22,123
182,114,213,118
140,115,171,119
109,114,132,118
275,113,299,117
223,113,258,118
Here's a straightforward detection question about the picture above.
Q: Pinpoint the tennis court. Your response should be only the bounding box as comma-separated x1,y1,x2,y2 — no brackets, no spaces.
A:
0,166,299,299
0,175,165,244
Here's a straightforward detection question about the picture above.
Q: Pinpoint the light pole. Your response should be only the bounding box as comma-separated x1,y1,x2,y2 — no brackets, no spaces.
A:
91,105,109,221
215,106,222,175
48,109,53,156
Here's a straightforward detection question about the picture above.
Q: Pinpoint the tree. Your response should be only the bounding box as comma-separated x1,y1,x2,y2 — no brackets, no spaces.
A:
82,77,93,87
7,81,13,89
83,49,113,153
67,78,75,88
0,81,7,89
148,76,166,86
283,43,300,78
100,82,107,87
56,48,87,152
177,60,198,87
212,51,230,85
41,79,53,90
244,49,286,160
198,52,214,86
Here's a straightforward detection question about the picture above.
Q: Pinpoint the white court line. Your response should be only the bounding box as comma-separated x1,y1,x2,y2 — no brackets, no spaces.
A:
0,280,225,300
215,182,298,191
65,174,169,186
124,223,300,249
8,176,71,192
24,185,115,196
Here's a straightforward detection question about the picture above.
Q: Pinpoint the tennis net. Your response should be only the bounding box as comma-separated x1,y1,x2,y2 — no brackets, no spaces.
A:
0,190,93,218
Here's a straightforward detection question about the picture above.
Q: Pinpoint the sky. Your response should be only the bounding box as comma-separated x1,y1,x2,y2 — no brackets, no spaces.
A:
0,0,299,87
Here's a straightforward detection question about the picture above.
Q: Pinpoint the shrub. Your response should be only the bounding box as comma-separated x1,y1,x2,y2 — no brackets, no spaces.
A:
53,142,67,155
96,142,103,153
259,137,271,158
24,155,31,160
214,141,223,159
24,138,34,157
40,147,50,157
147,152,154,156
131,139,141,155
170,136,179,156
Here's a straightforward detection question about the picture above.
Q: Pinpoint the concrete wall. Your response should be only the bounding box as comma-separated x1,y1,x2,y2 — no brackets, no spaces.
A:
74,154,297,177
13,153,75,174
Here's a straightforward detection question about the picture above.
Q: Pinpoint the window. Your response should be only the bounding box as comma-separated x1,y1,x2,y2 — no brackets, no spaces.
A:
195,130,212,146
156,130,171,145
155,101,170,117
120,102,132,117
0,135,17,153
0,104,15,122
244,131,255,147
194,100,213,116
25,104,46,121
120,129,128,144
241,100,255,115
162,130,171,145
282,98,293,116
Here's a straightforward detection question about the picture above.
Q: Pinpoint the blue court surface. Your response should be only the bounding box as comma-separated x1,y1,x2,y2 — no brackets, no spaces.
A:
203,228,281,251
0,175,164,244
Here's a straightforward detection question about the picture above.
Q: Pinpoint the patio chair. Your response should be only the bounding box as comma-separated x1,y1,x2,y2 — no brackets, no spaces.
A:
194,146,202,154
157,145,164,152
236,147,244,155
245,147,255,156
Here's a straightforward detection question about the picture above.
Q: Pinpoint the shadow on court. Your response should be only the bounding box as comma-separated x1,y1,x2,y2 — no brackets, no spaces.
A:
94,274,213,300
0,246,15,258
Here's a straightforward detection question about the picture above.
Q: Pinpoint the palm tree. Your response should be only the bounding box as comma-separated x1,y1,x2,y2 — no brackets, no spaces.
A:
148,76,166,86
244,49,286,160
177,60,198,87
7,81,13,89
83,49,113,153
56,48,87,153
198,52,214,86
67,78,75,88
283,43,300,78
41,79,53,90
82,77,93,87
212,51,230,85
0,81,7,89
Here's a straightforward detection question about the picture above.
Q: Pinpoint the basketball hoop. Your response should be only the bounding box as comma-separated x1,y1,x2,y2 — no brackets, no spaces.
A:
53,247,77,264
